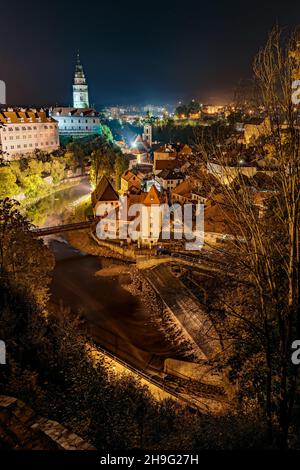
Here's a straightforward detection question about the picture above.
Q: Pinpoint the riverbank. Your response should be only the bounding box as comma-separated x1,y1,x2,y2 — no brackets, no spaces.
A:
20,175,89,212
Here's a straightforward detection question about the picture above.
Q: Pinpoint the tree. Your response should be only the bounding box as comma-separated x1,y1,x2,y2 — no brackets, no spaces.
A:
49,158,66,184
102,124,113,142
0,198,54,308
114,154,128,190
187,27,300,449
0,167,19,199
89,137,122,186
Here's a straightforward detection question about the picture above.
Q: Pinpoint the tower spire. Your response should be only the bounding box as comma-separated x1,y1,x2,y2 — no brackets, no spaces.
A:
73,51,89,109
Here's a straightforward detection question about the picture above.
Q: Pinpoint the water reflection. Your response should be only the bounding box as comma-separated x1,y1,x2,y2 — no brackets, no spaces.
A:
29,181,185,372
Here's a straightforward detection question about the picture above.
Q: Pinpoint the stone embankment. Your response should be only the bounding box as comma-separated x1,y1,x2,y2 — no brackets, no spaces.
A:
0,395,95,450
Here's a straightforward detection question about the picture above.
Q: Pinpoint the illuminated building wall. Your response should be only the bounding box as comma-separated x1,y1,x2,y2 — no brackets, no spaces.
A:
73,52,89,109
51,108,101,138
0,109,59,160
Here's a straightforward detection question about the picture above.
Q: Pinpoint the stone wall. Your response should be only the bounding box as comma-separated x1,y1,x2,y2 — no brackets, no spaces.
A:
0,395,95,450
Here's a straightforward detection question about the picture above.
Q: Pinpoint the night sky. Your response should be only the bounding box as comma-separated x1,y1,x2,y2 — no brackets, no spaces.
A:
2,0,300,107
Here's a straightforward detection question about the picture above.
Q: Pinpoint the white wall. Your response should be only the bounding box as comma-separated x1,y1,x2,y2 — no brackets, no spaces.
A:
0,122,59,159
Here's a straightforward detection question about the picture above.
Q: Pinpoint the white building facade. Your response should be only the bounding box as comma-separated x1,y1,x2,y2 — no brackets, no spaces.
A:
0,108,59,160
51,107,101,138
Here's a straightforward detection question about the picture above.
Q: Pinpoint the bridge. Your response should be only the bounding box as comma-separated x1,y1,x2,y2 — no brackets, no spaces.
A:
31,220,95,237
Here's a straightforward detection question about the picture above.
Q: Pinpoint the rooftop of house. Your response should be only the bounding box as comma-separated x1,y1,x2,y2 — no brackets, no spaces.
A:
0,109,57,125
204,195,243,236
121,169,144,182
154,143,192,154
52,107,99,117
154,159,181,171
131,163,153,174
143,184,162,206
172,177,196,197
156,169,185,180
125,185,164,209
91,175,119,206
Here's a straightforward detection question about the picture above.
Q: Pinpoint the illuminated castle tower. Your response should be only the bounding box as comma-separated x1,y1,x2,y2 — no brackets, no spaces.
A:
73,51,89,108
142,124,152,146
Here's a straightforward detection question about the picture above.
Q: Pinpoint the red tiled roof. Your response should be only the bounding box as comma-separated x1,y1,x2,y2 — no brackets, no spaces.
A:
154,159,181,171
91,175,119,206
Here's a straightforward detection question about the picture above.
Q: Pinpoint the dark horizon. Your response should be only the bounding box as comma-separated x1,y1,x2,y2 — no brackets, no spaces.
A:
2,0,300,108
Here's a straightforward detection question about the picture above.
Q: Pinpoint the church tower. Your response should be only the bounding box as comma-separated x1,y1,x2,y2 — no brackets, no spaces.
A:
73,51,89,108
142,124,152,146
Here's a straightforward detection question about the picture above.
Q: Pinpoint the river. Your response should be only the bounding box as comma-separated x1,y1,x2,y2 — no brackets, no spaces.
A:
29,181,186,373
